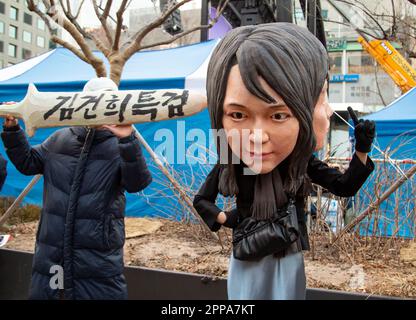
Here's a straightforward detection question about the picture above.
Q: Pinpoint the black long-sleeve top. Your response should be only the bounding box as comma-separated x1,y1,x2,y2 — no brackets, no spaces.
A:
193,154,374,250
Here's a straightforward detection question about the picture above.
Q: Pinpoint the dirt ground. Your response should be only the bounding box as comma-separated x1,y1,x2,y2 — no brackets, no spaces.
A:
2,217,416,299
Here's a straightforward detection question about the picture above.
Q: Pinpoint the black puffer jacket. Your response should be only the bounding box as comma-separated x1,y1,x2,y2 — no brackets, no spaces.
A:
1,126,152,300
0,154,6,190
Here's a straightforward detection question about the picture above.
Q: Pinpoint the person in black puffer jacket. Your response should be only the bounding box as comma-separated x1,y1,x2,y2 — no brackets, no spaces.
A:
1,78,152,300
0,153,6,191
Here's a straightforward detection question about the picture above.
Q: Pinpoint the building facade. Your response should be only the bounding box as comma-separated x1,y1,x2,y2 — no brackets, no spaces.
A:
0,0,58,68
128,5,202,49
321,0,404,112
297,0,415,157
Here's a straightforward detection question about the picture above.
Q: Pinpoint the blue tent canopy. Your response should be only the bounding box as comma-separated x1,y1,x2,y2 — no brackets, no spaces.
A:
0,40,220,219
0,40,219,101
363,87,416,139
360,87,416,159
364,87,416,121
352,87,416,238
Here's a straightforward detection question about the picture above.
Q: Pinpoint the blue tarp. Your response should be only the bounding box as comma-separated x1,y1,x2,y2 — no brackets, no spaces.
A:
0,40,218,100
352,88,416,238
0,41,219,219
362,86,416,160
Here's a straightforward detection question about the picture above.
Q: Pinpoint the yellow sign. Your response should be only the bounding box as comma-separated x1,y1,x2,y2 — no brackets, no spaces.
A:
358,36,416,93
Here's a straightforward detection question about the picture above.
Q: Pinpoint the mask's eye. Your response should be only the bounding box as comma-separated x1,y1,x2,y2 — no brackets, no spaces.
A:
271,113,289,121
230,112,247,120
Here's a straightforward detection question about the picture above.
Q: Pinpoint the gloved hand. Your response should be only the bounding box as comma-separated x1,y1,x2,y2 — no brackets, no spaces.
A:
348,107,376,153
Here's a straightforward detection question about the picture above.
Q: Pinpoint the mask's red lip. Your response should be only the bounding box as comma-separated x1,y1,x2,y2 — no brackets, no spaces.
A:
249,151,274,157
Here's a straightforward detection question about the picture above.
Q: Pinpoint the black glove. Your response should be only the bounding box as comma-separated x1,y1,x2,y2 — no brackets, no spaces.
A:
348,107,376,153
223,209,240,228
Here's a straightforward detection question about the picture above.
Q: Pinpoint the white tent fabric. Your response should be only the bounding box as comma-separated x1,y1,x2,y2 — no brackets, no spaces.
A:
0,50,55,82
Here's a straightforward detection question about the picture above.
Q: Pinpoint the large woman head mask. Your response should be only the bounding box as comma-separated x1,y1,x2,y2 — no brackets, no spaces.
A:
206,23,330,219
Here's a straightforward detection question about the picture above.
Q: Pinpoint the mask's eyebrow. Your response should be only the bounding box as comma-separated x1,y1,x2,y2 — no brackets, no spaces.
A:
268,102,288,109
225,101,288,109
224,103,248,109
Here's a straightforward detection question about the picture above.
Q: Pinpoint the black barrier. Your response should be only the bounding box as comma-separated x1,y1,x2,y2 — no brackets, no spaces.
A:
0,248,399,300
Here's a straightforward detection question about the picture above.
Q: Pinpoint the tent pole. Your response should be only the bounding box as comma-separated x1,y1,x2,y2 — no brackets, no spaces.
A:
133,127,219,241
332,164,416,244
0,175,41,227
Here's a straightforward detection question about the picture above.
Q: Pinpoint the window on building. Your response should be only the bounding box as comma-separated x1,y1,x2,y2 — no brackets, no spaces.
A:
8,44,17,57
37,36,45,48
294,8,304,21
350,85,372,98
347,51,375,74
10,6,18,20
9,25,18,39
0,2,5,15
23,30,32,43
37,19,45,31
49,40,57,49
0,40,3,53
22,48,32,60
321,9,328,20
38,2,46,12
24,13,32,25
0,21,4,34
329,52,343,74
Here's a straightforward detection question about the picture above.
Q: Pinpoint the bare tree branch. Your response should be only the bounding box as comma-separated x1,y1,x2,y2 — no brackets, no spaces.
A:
139,26,208,50
26,0,90,63
331,0,388,39
113,0,129,51
26,0,106,77
127,0,134,9
27,0,55,32
51,35,89,63
391,0,397,38
58,0,111,58
102,0,113,19
122,0,193,61
58,0,90,39
60,0,67,11
92,0,114,47
374,64,387,106
324,18,385,40
140,1,229,51
96,1,118,24
373,12,416,35
92,35,112,57
74,0,86,19
29,0,230,84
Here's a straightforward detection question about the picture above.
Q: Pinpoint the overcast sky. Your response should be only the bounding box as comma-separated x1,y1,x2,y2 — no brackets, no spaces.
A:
59,0,201,43
73,0,201,27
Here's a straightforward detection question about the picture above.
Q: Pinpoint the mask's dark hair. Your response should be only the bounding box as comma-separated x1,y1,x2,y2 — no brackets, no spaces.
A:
206,23,329,199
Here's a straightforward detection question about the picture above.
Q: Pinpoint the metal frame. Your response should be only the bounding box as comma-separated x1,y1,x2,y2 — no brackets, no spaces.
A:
0,248,398,300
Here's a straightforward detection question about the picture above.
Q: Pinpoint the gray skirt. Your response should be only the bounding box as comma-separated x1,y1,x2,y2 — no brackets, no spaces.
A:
227,251,306,300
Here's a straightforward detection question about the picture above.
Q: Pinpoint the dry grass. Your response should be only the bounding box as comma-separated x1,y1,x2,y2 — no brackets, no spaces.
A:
3,217,415,298
0,197,40,233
